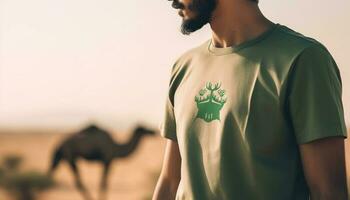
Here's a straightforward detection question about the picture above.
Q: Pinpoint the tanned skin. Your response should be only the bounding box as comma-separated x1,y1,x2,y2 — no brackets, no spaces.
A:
152,0,348,199
299,137,348,200
152,139,181,200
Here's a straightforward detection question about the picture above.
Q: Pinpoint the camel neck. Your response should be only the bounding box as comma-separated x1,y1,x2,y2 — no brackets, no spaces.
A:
114,133,143,158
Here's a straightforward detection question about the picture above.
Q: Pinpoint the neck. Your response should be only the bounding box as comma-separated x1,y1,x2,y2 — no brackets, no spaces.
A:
209,1,274,48
114,132,143,158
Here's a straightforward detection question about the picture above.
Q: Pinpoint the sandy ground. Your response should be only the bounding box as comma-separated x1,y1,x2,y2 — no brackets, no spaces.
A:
0,129,349,200
0,129,165,200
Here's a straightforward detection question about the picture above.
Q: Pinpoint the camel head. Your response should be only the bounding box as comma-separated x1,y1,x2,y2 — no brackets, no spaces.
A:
133,125,156,137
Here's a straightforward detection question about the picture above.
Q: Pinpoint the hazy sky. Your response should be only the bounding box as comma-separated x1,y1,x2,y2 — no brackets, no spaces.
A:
1,0,349,131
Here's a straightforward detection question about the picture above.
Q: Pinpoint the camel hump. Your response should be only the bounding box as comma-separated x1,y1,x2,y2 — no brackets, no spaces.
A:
79,124,105,134
77,124,114,140
84,124,99,131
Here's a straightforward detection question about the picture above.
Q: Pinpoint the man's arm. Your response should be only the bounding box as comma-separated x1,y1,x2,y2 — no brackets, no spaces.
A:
152,139,181,200
299,136,348,200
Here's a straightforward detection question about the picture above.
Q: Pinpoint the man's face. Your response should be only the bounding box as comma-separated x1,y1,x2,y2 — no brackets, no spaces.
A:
171,0,217,35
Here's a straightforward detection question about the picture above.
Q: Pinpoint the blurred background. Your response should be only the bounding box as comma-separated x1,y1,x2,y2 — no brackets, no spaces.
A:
0,0,349,199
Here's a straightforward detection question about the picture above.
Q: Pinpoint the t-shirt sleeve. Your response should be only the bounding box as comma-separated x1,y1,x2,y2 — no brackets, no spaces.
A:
159,95,177,141
286,44,348,144
159,63,180,142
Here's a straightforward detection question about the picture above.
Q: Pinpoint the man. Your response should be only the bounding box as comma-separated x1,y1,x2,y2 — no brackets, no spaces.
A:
152,0,348,199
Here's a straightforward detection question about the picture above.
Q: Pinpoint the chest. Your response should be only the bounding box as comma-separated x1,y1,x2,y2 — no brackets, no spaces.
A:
172,58,289,154
173,59,258,126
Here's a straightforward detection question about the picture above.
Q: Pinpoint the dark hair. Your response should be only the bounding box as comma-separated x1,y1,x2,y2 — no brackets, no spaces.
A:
251,0,259,3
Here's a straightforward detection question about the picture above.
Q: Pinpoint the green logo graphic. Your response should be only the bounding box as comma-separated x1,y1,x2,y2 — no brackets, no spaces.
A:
194,82,227,122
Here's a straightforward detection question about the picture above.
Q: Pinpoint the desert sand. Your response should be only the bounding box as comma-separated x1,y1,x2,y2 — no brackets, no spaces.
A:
0,129,349,200
0,129,165,200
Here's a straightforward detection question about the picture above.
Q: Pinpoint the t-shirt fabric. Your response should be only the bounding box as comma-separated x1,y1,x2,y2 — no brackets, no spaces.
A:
159,23,348,200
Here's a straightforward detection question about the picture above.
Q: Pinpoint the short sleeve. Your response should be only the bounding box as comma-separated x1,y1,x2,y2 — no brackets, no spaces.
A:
286,44,348,144
159,95,177,141
159,62,181,142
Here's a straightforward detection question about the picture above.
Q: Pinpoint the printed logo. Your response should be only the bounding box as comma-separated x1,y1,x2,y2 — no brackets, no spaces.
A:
194,82,227,122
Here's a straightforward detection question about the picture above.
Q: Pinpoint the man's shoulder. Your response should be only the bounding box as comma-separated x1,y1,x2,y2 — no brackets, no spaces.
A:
169,39,210,77
165,40,210,101
273,24,328,55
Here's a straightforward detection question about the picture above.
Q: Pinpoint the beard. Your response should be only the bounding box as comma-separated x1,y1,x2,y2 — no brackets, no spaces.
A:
173,0,217,35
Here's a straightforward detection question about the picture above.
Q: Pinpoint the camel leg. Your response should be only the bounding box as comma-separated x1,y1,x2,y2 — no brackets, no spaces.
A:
69,161,93,200
98,162,111,200
48,148,63,176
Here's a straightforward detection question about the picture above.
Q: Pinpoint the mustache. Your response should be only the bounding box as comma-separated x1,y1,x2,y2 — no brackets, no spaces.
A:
171,0,185,9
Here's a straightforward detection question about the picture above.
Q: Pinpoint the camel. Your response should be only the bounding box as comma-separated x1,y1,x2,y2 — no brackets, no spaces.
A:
48,124,156,200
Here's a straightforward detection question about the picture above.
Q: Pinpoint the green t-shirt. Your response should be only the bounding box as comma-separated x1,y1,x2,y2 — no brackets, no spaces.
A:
159,23,348,200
